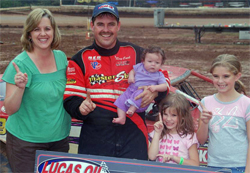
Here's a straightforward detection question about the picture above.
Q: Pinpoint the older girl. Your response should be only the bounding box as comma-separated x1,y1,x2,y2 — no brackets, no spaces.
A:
197,54,250,173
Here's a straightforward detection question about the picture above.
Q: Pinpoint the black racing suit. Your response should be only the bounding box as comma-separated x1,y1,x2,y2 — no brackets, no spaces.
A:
63,40,168,160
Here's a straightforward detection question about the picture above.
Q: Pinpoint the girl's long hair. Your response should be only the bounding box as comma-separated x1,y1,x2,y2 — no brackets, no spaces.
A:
159,92,195,139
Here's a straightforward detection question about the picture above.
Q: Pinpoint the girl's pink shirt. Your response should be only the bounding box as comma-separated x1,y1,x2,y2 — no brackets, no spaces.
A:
149,131,199,164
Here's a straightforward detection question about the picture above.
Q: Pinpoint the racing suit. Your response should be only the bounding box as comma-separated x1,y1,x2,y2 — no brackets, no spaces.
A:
63,40,169,160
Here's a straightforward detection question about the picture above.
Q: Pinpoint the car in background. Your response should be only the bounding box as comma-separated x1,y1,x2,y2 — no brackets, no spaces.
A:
0,74,7,138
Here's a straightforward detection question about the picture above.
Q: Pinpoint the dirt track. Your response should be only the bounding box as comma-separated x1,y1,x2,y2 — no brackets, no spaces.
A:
0,11,250,98
1,11,250,26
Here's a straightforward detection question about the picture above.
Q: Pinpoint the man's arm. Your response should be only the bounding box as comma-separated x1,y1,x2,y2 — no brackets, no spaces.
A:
64,96,84,120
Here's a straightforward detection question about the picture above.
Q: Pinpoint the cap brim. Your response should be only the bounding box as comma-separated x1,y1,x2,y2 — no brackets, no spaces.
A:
92,11,119,19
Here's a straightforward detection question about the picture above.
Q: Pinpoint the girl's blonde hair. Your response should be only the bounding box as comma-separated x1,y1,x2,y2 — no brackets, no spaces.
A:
210,54,246,95
159,92,195,139
20,8,61,52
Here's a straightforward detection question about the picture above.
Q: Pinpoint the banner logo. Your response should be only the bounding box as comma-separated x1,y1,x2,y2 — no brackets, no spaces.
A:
37,158,110,173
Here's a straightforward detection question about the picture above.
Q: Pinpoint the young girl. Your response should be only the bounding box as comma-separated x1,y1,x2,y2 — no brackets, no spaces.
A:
148,92,199,166
197,54,250,173
113,46,170,124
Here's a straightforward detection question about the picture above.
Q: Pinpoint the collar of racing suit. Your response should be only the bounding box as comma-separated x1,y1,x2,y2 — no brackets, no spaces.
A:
93,39,120,56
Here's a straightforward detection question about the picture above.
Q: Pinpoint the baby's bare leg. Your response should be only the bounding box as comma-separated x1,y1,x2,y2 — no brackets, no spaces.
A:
113,108,126,125
126,105,137,116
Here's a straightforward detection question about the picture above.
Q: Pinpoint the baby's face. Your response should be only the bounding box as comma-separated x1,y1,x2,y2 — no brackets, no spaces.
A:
143,53,162,73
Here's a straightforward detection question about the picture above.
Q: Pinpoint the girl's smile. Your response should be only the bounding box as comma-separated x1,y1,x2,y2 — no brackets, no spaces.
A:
162,107,178,134
212,66,241,95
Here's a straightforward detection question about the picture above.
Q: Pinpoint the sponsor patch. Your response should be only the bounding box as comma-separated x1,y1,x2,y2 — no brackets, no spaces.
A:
91,62,102,70
68,67,75,73
89,71,129,86
98,4,114,11
67,67,76,75
67,79,76,84
88,56,101,61
116,61,130,66
115,56,131,61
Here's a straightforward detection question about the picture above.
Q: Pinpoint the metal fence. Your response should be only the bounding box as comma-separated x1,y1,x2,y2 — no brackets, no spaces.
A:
69,0,250,7
0,0,60,8
1,0,249,8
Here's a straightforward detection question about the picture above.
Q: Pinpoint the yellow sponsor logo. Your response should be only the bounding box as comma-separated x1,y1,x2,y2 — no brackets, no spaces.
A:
67,79,76,84
0,118,6,135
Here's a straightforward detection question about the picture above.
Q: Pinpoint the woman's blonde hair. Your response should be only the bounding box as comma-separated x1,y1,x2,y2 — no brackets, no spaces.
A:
20,8,61,51
159,92,195,139
210,54,246,95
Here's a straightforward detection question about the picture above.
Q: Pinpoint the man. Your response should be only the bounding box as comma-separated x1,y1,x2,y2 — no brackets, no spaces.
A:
63,3,170,160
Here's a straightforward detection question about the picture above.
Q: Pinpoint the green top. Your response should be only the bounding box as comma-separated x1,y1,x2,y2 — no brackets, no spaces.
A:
2,50,71,143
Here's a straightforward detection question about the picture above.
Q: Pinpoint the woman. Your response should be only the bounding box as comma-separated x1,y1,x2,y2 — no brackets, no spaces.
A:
2,8,71,172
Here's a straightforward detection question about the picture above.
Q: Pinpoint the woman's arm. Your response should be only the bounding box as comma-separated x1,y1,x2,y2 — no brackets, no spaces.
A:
4,83,25,115
4,62,27,115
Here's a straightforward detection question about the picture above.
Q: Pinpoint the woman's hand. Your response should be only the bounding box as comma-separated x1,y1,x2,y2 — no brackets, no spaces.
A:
13,62,28,89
